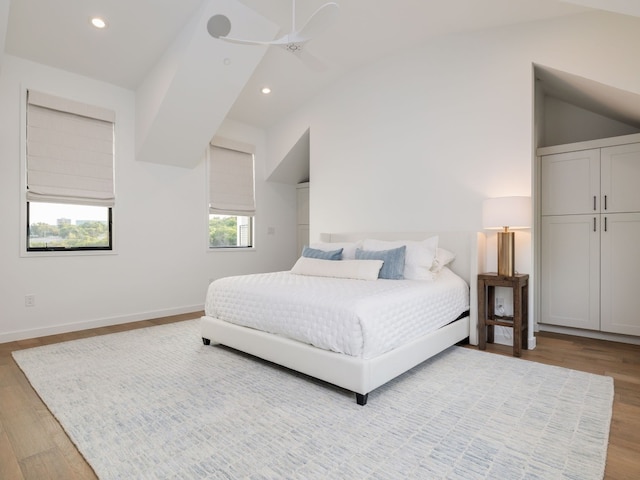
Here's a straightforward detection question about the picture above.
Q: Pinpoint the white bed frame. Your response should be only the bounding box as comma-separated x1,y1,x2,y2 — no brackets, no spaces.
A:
201,231,482,405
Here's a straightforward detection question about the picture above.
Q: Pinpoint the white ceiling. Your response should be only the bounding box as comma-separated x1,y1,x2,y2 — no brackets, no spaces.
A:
2,0,639,129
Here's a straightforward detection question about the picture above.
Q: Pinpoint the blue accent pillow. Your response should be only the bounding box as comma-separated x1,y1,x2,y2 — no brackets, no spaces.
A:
302,246,343,261
355,246,406,279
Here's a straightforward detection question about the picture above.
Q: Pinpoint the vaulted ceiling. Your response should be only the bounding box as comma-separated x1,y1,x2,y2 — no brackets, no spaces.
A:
2,0,639,167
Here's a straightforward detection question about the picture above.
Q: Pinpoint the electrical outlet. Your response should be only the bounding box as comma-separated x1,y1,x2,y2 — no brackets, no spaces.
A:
25,294,36,307
496,297,505,315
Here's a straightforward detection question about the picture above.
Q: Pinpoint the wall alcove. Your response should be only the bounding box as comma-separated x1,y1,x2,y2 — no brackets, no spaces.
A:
534,64,640,345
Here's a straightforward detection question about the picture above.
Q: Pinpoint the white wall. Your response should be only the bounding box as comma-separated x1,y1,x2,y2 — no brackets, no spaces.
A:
0,55,297,342
265,11,640,337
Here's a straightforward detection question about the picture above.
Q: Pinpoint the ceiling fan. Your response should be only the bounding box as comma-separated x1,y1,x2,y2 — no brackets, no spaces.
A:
207,1,339,70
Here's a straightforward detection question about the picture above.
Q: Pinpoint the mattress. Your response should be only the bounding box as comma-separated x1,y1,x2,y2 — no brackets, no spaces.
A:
204,267,470,359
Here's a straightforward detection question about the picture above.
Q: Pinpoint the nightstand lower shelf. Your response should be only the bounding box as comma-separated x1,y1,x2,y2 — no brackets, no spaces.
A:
477,273,529,357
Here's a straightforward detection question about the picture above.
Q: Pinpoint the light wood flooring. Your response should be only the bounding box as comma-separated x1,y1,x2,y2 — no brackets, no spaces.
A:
1,313,639,479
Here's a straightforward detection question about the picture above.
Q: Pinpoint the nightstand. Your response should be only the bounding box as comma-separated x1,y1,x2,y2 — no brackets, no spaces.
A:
477,273,529,357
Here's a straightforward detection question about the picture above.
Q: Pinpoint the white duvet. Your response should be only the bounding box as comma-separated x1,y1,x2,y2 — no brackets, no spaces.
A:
204,267,470,359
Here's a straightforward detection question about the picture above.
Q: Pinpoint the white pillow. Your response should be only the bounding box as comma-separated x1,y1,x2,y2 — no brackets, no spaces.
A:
309,241,362,260
362,236,439,280
431,247,456,273
291,256,383,281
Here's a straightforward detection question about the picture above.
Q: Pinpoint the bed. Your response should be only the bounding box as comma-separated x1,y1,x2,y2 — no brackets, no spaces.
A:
201,231,482,405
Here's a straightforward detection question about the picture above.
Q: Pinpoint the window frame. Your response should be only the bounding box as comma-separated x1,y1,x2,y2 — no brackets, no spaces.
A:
26,202,113,252
206,137,257,252
20,86,117,257
208,213,254,250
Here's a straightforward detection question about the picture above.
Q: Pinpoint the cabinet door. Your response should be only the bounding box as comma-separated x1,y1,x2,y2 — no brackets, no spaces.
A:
540,215,600,330
600,213,640,336
540,149,600,215
601,143,640,213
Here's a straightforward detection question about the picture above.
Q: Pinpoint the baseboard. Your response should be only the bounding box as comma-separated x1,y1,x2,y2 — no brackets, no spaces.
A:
538,324,640,346
528,335,537,349
0,304,204,344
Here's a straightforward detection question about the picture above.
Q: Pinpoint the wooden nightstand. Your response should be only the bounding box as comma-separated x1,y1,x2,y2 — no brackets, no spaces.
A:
477,273,529,357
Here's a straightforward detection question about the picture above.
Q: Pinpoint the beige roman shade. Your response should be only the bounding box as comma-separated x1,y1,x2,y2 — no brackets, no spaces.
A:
209,143,255,216
26,90,115,206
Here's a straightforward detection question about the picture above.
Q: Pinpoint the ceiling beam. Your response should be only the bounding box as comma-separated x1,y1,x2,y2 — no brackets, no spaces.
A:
135,0,278,168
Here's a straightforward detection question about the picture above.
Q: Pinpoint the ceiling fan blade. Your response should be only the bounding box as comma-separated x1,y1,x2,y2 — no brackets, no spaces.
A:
217,32,310,49
216,35,272,46
296,2,339,41
207,13,288,46
210,1,339,54
266,34,304,46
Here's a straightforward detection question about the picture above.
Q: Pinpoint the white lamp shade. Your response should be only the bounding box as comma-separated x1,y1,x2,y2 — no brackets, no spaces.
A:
482,196,531,230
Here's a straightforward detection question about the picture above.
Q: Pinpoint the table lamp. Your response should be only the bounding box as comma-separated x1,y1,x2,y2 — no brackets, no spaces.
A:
482,196,531,277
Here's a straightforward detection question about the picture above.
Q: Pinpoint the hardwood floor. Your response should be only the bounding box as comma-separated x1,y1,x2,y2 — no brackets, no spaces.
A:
475,333,640,480
1,315,639,479
0,312,200,480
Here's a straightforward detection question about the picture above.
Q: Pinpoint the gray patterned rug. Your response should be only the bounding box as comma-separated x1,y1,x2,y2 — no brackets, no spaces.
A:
13,320,613,479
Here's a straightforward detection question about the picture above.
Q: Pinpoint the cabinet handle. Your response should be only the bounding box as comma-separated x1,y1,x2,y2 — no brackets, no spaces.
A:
604,216,607,232
593,195,597,211
604,195,608,210
593,217,597,232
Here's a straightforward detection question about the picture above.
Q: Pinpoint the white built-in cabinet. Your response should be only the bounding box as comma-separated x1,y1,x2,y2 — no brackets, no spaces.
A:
296,182,309,256
539,135,640,337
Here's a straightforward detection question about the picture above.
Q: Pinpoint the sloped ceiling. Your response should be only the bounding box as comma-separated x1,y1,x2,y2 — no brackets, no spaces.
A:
2,0,640,169
3,0,204,88
225,0,593,128
267,128,310,184
536,64,640,128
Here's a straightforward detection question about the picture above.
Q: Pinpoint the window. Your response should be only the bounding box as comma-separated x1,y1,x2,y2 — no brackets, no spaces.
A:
25,90,115,252
208,141,255,249
209,214,252,248
27,202,111,250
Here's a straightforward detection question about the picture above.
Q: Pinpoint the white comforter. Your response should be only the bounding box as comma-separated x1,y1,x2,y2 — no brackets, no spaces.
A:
204,267,469,359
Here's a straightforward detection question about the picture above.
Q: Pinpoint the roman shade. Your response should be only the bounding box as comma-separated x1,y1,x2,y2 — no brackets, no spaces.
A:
26,90,115,207
209,143,255,216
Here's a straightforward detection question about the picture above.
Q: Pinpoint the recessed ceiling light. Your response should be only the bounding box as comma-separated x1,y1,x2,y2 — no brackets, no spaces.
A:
261,87,272,95
90,17,108,29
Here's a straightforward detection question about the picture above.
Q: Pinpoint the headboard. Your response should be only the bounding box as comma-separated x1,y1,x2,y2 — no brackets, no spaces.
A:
321,231,484,345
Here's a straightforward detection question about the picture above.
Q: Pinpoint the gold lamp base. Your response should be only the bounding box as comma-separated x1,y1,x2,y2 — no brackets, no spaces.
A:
497,230,515,277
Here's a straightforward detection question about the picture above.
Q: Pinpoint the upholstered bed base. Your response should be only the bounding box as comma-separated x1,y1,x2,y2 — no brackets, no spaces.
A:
201,313,470,405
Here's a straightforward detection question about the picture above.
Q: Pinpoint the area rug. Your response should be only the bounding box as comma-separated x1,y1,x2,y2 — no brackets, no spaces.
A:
13,320,613,479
